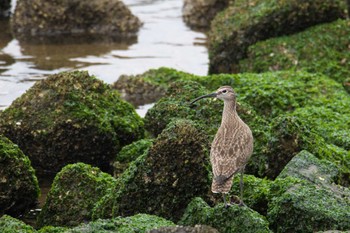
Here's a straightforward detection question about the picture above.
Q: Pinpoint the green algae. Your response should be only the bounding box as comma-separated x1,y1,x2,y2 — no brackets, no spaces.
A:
0,215,36,233
239,19,350,91
208,0,346,73
268,177,350,232
0,71,144,174
0,135,40,216
37,163,116,228
93,119,212,222
179,197,271,233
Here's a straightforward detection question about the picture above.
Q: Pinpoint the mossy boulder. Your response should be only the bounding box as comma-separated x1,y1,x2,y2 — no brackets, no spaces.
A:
93,119,212,222
289,106,350,150
150,225,219,233
239,19,350,92
179,197,271,233
0,0,11,18
0,135,40,216
0,215,36,233
208,0,346,74
278,150,340,185
37,163,116,228
264,115,350,184
11,0,141,41
268,177,350,232
0,71,144,175
65,214,174,233
113,139,153,177
230,175,272,216
112,68,195,106
182,0,230,29
38,226,68,233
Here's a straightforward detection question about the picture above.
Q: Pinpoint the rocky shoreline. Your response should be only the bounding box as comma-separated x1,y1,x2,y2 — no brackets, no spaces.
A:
1,0,350,233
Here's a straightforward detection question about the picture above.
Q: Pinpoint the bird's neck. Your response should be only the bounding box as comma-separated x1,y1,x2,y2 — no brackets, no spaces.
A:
221,100,240,126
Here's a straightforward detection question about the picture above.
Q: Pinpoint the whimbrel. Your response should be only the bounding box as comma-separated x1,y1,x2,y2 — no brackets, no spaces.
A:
190,86,253,206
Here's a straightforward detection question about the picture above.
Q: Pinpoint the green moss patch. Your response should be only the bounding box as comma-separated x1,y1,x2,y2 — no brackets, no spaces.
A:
113,139,153,177
208,0,346,73
66,214,174,233
179,197,271,233
239,19,350,91
268,177,350,232
0,135,40,216
0,215,36,233
0,71,144,175
93,119,212,222
37,163,116,228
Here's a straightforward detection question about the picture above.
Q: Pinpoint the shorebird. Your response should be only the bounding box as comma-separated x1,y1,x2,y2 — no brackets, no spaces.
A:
190,86,253,207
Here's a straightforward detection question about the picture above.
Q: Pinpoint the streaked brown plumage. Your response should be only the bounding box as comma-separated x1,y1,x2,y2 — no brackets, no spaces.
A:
190,86,253,206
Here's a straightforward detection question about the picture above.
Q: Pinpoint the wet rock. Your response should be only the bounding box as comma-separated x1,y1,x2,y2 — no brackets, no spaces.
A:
38,226,68,233
0,215,36,233
150,225,219,233
179,197,271,233
66,214,174,233
0,135,40,216
230,175,272,216
208,0,346,74
264,115,350,184
182,0,230,29
112,68,193,107
278,150,340,185
0,71,144,176
113,139,153,178
239,19,350,93
93,119,212,222
11,0,142,41
268,177,350,232
0,0,11,18
37,163,116,228
144,80,223,137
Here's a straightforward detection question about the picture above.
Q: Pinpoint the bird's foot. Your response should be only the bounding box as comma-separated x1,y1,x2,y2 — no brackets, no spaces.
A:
239,200,247,207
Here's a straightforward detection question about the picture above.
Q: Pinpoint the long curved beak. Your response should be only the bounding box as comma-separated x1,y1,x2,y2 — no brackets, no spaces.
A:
190,92,217,105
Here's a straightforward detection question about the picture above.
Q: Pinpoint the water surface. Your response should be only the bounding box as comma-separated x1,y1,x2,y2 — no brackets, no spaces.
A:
0,0,208,116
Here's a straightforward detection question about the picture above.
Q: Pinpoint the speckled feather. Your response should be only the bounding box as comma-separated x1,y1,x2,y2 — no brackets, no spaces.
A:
210,86,253,193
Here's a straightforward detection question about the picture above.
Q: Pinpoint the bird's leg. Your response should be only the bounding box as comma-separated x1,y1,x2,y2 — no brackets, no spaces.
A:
222,193,230,208
239,168,246,207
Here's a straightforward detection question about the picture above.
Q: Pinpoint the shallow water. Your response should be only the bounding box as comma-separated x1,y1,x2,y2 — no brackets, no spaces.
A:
0,0,208,117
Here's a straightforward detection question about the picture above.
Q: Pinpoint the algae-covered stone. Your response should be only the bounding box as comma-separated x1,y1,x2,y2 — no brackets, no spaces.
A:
0,215,36,233
278,150,340,185
113,139,153,177
230,175,272,215
268,177,350,232
179,197,271,233
94,119,212,222
37,163,116,227
182,0,230,29
144,80,223,137
66,214,175,233
38,226,68,233
113,68,194,106
0,71,144,175
0,135,40,216
239,19,350,91
265,115,350,183
289,106,350,150
208,0,346,74
11,0,141,41
150,225,219,233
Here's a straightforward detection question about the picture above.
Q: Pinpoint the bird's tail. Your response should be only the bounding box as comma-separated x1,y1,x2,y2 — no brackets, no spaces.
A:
211,175,233,193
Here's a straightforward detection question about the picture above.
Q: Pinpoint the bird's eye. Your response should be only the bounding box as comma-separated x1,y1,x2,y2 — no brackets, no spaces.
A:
222,90,227,94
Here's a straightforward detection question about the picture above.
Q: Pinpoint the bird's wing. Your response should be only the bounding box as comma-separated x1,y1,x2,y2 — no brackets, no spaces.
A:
210,128,253,180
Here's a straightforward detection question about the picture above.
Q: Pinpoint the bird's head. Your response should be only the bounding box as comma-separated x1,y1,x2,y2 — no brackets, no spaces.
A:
190,86,236,105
